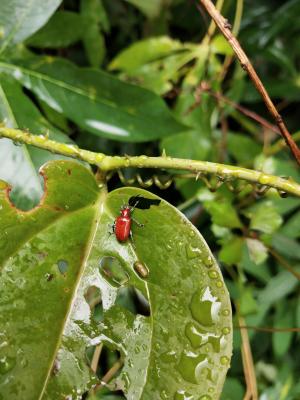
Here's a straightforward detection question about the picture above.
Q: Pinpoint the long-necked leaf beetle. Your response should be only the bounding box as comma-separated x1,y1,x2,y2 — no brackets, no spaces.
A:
111,195,161,243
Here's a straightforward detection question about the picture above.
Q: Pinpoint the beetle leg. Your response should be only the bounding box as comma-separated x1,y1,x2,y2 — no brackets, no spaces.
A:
132,218,144,228
129,230,136,249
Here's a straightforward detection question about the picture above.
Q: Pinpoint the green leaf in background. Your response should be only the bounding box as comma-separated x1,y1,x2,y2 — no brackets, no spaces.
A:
0,77,73,209
0,160,232,399
160,130,211,161
271,233,300,261
204,199,242,229
26,11,85,48
219,236,244,266
258,267,300,307
227,133,261,165
110,36,197,95
280,210,300,239
124,0,165,19
80,0,109,67
246,201,283,234
272,303,294,359
109,36,183,72
246,238,268,265
240,241,271,282
0,0,62,53
0,57,186,142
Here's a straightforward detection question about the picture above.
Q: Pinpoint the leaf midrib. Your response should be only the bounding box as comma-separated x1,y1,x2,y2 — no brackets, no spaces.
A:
0,60,177,129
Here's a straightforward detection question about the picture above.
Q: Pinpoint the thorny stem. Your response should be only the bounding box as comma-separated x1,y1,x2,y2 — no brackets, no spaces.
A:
199,0,300,166
1,127,300,196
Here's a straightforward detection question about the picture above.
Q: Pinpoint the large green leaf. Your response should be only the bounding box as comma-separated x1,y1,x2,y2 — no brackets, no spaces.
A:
0,77,73,209
0,160,232,399
26,11,85,48
0,56,185,142
0,0,62,53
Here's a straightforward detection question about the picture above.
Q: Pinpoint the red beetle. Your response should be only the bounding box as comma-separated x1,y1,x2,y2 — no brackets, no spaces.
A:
111,201,144,243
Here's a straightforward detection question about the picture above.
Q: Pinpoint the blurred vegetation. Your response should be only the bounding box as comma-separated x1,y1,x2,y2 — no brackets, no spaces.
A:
1,0,300,399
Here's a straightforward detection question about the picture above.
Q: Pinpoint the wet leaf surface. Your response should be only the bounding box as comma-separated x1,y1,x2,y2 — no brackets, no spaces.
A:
0,161,232,399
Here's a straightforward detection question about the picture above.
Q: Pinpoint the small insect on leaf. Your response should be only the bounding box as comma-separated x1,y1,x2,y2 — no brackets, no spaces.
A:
128,195,161,209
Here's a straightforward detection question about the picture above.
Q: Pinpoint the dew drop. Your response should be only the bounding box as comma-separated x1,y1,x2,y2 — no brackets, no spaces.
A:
161,350,177,363
177,351,208,384
222,309,230,316
216,280,223,288
208,270,218,279
190,288,221,327
174,390,194,400
220,356,229,365
222,327,230,335
0,356,16,374
204,256,213,268
199,395,212,400
186,244,202,259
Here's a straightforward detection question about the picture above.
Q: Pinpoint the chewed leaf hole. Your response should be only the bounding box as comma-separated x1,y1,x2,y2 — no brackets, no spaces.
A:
6,165,45,211
84,286,101,308
57,259,69,274
115,287,150,317
85,343,125,397
99,256,129,287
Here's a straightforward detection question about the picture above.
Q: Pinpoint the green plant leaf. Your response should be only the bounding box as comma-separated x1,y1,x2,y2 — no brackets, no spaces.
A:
0,160,232,399
0,0,62,53
204,199,242,229
272,303,294,359
0,77,72,209
80,0,109,67
246,201,283,234
0,56,185,142
109,36,183,72
246,238,268,265
26,11,85,48
124,0,164,19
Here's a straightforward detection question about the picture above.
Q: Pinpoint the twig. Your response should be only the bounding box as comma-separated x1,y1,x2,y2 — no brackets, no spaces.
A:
237,325,300,333
199,0,300,166
239,315,258,400
268,248,300,281
218,0,244,81
95,359,123,391
91,344,103,374
1,127,300,196
201,85,280,135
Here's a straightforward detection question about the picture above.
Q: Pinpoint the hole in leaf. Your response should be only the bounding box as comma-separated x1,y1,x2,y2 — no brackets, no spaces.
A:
57,259,68,274
84,286,101,309
85,343,125,398
115,287,150,317
99,256,129,287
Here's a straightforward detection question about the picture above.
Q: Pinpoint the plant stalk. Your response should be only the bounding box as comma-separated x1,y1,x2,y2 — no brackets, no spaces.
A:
1,127,300,197
199,0,300,166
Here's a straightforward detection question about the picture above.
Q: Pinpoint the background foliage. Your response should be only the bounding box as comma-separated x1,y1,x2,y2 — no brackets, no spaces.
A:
0,0,300,399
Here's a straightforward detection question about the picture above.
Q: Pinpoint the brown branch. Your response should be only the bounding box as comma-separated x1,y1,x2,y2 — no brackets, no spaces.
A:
237,325,300,333
199,0,300,166
201,85,280,135
239,315,258,400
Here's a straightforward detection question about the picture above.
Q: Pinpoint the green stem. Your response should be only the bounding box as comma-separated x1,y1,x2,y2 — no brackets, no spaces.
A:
267,131,300,156
1,127,300,197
